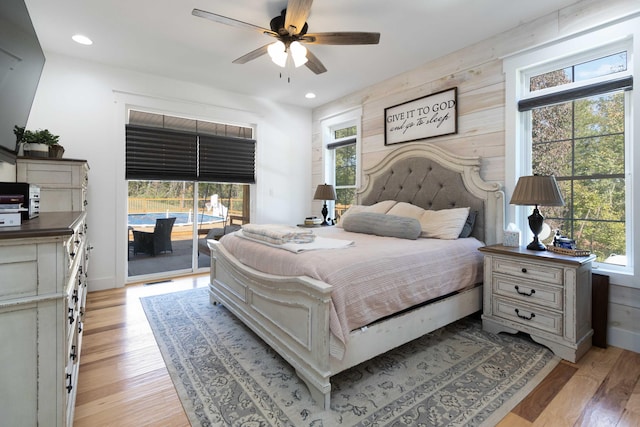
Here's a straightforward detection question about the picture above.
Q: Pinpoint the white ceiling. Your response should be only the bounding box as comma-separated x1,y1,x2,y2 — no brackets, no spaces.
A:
24,0,581,109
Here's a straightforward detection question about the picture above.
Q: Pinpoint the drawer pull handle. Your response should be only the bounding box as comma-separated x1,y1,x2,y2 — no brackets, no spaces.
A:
66,373,73,393
521,268,527,273
70,345,77,361
68,308,75,324
515,308,535,320
514,285,535,296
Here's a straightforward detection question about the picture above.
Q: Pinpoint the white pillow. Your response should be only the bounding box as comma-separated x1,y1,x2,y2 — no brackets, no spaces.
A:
419,207,470,239
337,200,397,227
387,202,425,221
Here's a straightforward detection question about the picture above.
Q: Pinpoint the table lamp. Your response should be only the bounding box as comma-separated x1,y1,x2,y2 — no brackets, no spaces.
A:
510,175,564,251
313,184,336,226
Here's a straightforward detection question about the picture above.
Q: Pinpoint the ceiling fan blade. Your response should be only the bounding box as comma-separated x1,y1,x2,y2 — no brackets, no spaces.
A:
302,32,380,45
284,0,313,35
192,9,277,37
304,48,327,74
232,44,271,64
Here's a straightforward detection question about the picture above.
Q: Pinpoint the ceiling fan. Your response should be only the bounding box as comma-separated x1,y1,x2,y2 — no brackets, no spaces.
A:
192,0,380,74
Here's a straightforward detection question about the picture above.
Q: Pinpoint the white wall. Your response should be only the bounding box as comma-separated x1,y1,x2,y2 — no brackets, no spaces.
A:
0,161,15,181
26,53,312,290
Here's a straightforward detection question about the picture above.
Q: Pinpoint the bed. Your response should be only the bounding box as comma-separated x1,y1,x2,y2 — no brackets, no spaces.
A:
207,144,505,408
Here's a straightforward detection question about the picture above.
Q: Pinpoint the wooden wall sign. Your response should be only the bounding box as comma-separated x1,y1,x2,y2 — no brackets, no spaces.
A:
384,87,457,145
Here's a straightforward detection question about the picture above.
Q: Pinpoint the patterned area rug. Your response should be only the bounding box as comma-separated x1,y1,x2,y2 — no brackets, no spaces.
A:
141,287,558,427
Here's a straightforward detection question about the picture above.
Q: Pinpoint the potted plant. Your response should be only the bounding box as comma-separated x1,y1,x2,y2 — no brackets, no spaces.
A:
14,126,64,158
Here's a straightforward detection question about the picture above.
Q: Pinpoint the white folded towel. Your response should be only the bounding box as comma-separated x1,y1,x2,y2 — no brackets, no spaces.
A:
241,223,315,245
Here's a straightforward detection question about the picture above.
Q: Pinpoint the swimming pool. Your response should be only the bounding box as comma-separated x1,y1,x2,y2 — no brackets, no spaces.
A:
128,212,224,227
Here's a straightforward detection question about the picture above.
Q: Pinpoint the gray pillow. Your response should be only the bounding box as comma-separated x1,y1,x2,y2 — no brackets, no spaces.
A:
342,212,422,240
458,210,478,238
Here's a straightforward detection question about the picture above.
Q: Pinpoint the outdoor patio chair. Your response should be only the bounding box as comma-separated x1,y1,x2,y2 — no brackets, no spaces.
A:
132,217,176,256
197,215,246,256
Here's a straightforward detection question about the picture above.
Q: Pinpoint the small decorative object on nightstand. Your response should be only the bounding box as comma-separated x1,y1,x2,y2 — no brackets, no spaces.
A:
479,244,596,363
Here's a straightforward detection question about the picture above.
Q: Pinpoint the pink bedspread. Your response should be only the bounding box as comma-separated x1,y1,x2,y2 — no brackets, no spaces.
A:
219,227,484,346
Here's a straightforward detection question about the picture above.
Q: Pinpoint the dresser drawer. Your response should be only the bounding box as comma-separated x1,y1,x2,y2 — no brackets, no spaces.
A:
492,296,563,336
492,274,563,311
492,257,564,285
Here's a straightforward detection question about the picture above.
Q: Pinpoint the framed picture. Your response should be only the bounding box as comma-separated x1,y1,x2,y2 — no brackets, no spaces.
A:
384,87,457,145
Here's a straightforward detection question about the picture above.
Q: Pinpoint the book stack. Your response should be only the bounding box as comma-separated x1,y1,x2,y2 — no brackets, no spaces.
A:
0,194,26,227
304,216,322,226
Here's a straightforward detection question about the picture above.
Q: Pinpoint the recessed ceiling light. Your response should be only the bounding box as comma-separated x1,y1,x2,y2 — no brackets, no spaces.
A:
305,92,316,99
72,34,93,45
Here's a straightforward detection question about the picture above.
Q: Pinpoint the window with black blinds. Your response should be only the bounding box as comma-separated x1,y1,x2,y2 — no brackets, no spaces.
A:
125,111,256,183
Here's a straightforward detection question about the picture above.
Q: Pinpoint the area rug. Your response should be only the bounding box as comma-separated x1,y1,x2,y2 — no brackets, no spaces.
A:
141,287,559,427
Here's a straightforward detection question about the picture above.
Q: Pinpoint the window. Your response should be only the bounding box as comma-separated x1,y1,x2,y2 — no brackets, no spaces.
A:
321,109,361,220
504,18,639,287
328,125,357,217
529,90,627,264
521,53,631,266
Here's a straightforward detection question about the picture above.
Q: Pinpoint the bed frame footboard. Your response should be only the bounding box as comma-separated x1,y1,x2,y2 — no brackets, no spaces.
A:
208,239,334,408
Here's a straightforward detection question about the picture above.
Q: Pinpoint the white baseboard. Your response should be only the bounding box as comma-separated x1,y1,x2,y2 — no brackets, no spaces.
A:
607,326,640,353
88,276,123,292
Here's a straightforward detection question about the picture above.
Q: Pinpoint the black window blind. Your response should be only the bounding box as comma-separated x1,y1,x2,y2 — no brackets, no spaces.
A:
199,134,255,183
126,123,255,183
518,76,633,112
126,125,197,181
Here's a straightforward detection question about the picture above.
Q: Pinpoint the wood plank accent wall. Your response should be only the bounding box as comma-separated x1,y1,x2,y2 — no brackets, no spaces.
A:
312,0,639,188
310,0,640,353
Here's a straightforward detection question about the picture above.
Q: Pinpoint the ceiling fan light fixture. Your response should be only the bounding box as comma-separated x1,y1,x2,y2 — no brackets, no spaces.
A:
290,41,308,67
267,40,287,67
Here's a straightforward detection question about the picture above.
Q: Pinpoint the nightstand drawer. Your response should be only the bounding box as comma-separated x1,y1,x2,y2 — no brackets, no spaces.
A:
493,296,563,336
492,274,563,311
492,257,563,285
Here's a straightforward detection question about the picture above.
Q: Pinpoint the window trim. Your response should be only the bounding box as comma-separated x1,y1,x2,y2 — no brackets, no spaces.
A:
504,16,639,288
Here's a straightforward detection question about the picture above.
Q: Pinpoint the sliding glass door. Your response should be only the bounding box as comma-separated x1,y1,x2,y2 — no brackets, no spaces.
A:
125,110,255,280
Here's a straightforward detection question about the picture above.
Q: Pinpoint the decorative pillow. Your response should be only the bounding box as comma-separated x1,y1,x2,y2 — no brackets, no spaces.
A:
342,212,422,240
337,200,397,227
420,207,470,239
386,202,425,221
458,210,478,238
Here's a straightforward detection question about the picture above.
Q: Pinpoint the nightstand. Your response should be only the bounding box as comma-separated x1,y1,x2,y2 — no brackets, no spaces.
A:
479,244,596,363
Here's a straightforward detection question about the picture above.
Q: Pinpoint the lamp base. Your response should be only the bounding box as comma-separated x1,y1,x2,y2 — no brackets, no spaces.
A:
320,202,329,226
527,206,547,251
526,238,547,251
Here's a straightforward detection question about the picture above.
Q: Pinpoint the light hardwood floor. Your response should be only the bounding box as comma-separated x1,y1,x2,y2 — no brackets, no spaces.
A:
75,275,640,426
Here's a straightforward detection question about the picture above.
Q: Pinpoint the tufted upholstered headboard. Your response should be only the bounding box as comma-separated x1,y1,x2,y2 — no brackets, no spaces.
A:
358,145,505,245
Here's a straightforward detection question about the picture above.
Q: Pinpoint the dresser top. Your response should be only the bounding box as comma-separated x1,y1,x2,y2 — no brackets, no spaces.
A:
479,244,596,266
0,211,85,240
17,156,89,165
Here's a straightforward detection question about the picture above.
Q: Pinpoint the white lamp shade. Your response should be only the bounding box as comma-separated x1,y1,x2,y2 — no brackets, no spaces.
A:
267,41,287,67
290,41,308,67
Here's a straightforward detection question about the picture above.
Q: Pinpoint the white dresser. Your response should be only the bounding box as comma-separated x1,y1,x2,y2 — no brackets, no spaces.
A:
16,157,89,212
479,244,595,363
0,213,89,426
